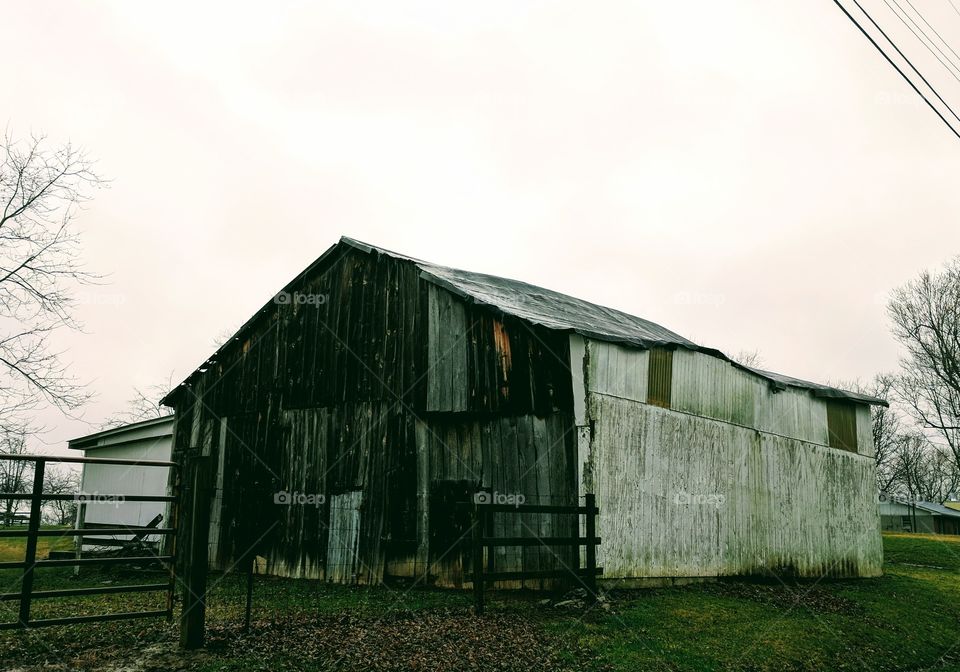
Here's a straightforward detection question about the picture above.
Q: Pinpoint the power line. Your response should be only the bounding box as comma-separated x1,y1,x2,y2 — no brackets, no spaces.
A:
832,0,960,139
885,0,960,80
948,0,960,20
851,0,960,125
903,0,960,69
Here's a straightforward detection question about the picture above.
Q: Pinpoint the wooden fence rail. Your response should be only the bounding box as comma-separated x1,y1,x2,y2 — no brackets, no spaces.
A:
466,492,602,615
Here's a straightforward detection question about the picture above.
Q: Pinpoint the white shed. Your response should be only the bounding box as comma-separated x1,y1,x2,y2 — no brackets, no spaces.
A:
68,416,174,550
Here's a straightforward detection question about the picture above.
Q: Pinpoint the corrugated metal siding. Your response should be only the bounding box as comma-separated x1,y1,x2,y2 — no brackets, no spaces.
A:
856,405,874,458
585,341,648,402
670,349,832,448
588,395,882,578
586,343,840,451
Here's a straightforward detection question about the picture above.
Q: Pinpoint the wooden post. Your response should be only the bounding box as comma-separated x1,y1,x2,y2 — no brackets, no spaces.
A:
244,551,255,634
484,504,494,577
73,501,86,577
180,455,212,649
584,493,597,599
471,501,484,615
166,465,182,623
19,459,45,627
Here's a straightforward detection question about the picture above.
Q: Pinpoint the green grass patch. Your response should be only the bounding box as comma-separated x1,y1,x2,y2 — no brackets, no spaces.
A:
1,532,960,671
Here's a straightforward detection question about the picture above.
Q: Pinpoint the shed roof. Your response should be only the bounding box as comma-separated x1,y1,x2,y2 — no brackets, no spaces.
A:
914,501,960,518
163,236,887,407
68,415,175,451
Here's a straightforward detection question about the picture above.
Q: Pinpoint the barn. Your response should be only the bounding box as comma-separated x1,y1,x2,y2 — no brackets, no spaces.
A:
162,236,885,587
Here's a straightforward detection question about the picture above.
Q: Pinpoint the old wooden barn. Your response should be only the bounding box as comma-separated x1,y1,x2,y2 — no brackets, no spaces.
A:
162,236,886,587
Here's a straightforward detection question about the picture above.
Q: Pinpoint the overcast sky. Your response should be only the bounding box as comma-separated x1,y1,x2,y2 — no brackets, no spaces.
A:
5,0,960,453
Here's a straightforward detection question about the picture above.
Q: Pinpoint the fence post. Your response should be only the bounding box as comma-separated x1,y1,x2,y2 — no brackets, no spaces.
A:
19,459,45,627
471,501,484,615
483,504,494,577
180,455,212,649
73,501,86,577
244,551,255,634
166,464,182,623
584,493,597,599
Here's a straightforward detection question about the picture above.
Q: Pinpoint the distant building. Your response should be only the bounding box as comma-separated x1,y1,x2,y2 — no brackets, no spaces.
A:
880,497,960,536
68,416,174,550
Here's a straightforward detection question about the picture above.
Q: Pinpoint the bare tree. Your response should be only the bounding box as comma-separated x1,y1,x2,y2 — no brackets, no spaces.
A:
42,464,81,525
211,324,241,350
731,349,764,369
0,424,33,526
865,375,902,492
1,131,103,433
890,431,960,503
102,372,175,429
889,258,960,470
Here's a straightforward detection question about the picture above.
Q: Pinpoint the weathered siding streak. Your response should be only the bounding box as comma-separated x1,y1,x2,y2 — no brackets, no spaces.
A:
589,395,882,579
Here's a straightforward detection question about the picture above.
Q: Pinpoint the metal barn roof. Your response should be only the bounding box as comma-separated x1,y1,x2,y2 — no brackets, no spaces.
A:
163,236,887,407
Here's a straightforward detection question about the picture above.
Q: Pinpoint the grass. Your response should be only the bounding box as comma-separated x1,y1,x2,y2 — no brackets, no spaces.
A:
0,524,75,561
0,532,959,670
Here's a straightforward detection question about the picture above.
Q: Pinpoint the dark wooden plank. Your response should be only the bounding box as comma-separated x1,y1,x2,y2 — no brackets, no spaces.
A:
473,567,603,582
477,503,598,514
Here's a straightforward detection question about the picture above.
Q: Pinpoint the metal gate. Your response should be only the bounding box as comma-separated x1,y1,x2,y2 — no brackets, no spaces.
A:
0,453,178,629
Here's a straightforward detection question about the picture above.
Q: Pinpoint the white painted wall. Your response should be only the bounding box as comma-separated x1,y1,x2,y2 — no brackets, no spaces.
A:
572,338,883,580
73,419,173,550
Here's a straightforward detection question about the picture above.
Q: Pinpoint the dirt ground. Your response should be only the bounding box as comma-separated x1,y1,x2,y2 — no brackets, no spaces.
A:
5,608,595,672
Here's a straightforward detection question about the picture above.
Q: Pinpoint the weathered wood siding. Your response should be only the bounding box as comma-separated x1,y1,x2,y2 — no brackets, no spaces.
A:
578,339,882,580
169,247,578,587
406,413,577,587
425,284,573,415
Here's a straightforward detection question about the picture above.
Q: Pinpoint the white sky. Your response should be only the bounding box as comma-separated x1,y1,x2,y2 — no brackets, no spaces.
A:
5,0,960,453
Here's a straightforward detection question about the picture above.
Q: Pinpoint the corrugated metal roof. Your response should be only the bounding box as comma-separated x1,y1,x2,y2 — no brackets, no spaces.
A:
343,237,887,407
163,237,887,407
914,501,960,518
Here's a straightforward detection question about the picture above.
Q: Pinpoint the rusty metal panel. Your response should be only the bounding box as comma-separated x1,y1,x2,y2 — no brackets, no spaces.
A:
827,400,859,453
646,348,673,409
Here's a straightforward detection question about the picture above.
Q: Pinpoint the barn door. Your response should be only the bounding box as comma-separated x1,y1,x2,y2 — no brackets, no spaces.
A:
325,490,362,583
428,480,475,587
